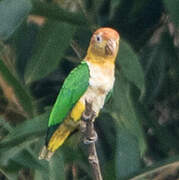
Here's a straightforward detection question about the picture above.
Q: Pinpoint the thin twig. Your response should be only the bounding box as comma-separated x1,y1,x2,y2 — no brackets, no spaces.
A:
72,162,78,180
80,101,103,180
70,40,84,59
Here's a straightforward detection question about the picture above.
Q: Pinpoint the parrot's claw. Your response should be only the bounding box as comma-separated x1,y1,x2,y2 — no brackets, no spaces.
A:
83,131,98,144
82,111,96,122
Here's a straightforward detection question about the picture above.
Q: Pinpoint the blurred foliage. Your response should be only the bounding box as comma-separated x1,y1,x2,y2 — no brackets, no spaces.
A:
0,0,179,179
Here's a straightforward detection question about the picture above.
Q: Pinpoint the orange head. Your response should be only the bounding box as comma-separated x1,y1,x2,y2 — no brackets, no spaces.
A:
85,27,120,63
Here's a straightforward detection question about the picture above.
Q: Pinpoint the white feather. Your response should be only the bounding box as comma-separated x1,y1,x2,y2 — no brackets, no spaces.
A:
80,61,115,114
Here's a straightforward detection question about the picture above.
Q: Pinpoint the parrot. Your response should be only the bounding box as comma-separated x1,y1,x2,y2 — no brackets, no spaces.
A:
39,27,120,160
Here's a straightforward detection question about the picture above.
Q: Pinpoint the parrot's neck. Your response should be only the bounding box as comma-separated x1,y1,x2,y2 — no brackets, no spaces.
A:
84,53,115,81
85,50,116,65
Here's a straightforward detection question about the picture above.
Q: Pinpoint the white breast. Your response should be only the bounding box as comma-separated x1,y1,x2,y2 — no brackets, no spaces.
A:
80,61,115,114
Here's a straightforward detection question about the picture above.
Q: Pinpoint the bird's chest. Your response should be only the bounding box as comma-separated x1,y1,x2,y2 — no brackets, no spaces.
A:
89,64,114,92
80,62,115,113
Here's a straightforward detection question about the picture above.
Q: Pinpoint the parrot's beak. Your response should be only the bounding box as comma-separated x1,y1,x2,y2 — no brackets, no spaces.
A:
105,39,116,56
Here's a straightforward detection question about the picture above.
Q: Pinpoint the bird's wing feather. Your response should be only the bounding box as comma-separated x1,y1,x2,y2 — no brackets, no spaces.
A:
104,88,113,104
48,61,90,127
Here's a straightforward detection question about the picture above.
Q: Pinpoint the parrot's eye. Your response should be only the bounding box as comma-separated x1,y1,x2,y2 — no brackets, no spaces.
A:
96,35,102,43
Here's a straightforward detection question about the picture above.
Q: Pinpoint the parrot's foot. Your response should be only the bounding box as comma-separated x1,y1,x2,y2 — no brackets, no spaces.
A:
79,121,86,132
38,146,54,161
83,131,98,144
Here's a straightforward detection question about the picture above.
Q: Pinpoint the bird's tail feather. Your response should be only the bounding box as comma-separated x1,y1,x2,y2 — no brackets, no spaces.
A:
39,122,72,161
38,146,54,161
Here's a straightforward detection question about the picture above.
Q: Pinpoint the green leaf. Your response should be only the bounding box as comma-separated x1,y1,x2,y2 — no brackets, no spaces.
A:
140,31,175,104
0,0,32,40
0,112,49,152
0,143,48,179
110,71,146,156
109,73,146,178
0,59,34,117
25,20,76,83
34,170,47,180
49,152,65,180
8,149,47,172
163,0,179,27
105,72,145,178
103,159,116,180
0,118,13,133
0,112,49,173
31,0,86,26
0,166,18,180
110,0,121,18
131,156,179,180
117,39,145,94
0,139,35,167
116,129,141,179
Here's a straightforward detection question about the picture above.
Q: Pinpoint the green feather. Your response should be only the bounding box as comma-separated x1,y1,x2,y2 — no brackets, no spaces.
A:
104,88,113,104
48,61,89,127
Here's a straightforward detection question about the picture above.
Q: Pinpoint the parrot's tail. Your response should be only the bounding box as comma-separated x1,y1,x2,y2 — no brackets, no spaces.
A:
39,119,77,161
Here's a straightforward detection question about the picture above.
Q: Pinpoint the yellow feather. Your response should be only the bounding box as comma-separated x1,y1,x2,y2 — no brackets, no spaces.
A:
48,117,78,152
85,46,116,65
48,123,71,152
70,100,85,121
47,100,85,152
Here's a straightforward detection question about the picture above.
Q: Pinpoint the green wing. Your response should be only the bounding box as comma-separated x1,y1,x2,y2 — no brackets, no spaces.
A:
104,88,113,104
48,61,89,127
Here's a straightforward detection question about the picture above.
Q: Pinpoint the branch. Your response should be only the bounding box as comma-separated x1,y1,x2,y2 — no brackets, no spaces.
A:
70,40,84,59
80,101,103,180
